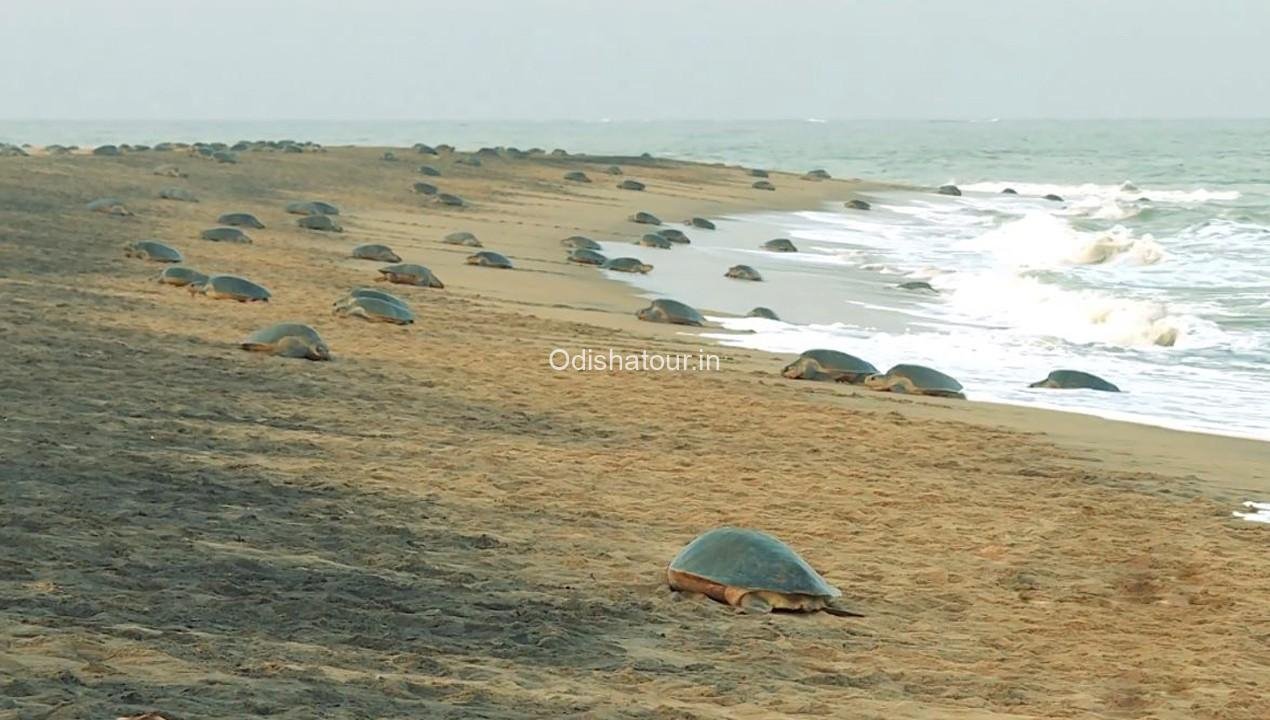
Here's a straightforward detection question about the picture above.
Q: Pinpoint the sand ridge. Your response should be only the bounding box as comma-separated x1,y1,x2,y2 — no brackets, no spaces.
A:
1,146,1268,719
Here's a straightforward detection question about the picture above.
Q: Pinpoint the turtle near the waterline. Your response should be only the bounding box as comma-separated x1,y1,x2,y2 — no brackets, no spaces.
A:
747,307,780,321
567,249,607,266
618,179,646,191
241,323,330,361
845,199,871,211
124,240,183,263
466,251,514,269
1029,370,1121,393
377,263,444,288
803,169,831,180
656,228,690,244
351,244,401,262
561,235,601,251
602,257,653,274
635,298,705,326
686,217,716,230
667,527,861,616
638,233,673,249
191,275,271,302
752,180,776,191
864,364,966,399
763,238,797,252
898,281,938,293
781,349,877,383
937,184,962,196
725,264,763,281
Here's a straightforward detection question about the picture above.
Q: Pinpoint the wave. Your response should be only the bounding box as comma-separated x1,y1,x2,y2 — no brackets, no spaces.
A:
959,212,1164,268
959,181,1240,204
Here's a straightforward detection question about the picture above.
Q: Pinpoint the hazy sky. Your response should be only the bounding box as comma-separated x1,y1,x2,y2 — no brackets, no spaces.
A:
3,0,1268,120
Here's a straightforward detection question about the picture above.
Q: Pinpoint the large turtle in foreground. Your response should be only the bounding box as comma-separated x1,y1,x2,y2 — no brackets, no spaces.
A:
191,275,271,302
636,299,705,326
781,349,877,383
241,323,330,361
377,263,444,288
865,364,965,399
1029,370,1120,392
725,264,763,281
667,527,861,616
124,240,183,263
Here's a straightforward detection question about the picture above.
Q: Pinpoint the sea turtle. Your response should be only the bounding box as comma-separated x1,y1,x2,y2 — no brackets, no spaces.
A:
639,233,673,249
748,169,769,178
152,164,186,178
153,143,176,152
44,144,72,155
381,151,399,162
748,307,780,321
804,169,832,180
414,143,438,155
898,281,937,293
297,214,343,232
435,144,455,153
92,144,121,156
752,180,776,191
550,148,568,156
467,251,514,269
124,240,183,263
1043,193,1064,202
158,187,198,202
0,143,28,156
212,150,238,164
443,231,482,247
241,323,330,361
564,171,591,183
763,238,797,252
686,217,716,230
455,156,482,167
200,227,252,243
636,298,705,326
865,364,966,399
1001,188,1018,195
87,197,132,216
217,212,265,229
630,211,661,226
418,165,442,176
568,249,607,266
377,263,444,288
413,181,439,195
286,200,340,216
334,296,415,325
436,193,465,207
937,184,962,196
561,235,601,251
602,257,653,273
191,275,271,302
667,527,860,616
335,287,411,308
352,244,401,262
1029,370,1121,392
781,349,877,383
725,264,763,281
156,266,208,287
845,199,871,211
657,228,690,244
618,179,646,191
605,165,623,175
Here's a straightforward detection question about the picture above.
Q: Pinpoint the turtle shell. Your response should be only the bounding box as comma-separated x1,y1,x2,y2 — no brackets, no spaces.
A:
444,231,481,246
783,349,877,380
298,214,342,232
638,299,704,326
200,227,252,243
881,364,964,393
126,240,183,263
748,307,780,321
157,266,208,287
378,263,444,288
687,217,716,230
725,264,763,281
201,275,271,301
763,238,798,252
668,527,840,598
241,323,330,360
563,171,591,183
467,251,513,268
436,193,465,207
336,287,410,308
567,249,607,266
561,235,601,251
286,200,340,216
657,228,690,244
638,234,672,249
158,187,198,202
602,257,652,273
352,244,401,262
630,211,660,225
335,296,415,325
217,212,265,229
1030,370,1120,392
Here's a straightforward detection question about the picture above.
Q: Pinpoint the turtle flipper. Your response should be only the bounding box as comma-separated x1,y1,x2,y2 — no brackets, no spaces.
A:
736,592,774,614
822,599,864,617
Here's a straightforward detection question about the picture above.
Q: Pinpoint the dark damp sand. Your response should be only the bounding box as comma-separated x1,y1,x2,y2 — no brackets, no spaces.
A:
1,146,1268,720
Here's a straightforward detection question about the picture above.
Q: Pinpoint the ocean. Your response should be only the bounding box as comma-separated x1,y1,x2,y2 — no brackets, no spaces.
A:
4,119,1268,439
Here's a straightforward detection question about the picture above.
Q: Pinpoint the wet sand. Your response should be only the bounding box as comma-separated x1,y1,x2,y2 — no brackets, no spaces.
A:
1,145,1268,719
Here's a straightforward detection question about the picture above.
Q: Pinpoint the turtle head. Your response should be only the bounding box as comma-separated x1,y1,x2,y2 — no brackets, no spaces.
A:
186,282,206,297
1027,379,1051,389
780,360,803,379
310,342,332,361
635,307,652,321
862,373,886,389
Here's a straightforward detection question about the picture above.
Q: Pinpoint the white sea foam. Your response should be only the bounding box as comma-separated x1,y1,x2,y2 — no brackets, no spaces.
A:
1233,501,1270,524
960,181,1240,204
958,212,1164,267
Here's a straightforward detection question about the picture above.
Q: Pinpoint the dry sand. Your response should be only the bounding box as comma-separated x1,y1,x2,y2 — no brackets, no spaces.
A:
1,146,1268,720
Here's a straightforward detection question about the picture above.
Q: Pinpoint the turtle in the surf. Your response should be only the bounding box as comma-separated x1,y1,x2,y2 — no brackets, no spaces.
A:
781,349,877,383
803,169,831,181
191,275,271,302
1001,188,1018,195
937,184,962,197
635,298,705,326
200,227,252,244
639,233,673,249
158,187,198,202
156,266,208,287
630,211,661,226
618,179,646,192
1043,193,1064,202
152,164,186,178
466,251,514,269
725,264,763,281
351,244,401,262
443,231,482,247
1029,370,1121,393
87,197,132,216
845,199,871,210
567,249,608,266
334,287,411,309
377,263,444,288
124,240,183,263
333,296,415,325
898,281,938,293
657,228,690,244
686,217,716,230
667,527,861,616
286,200,340,216
748,307,780,321
563,170,592,183
240,323,330,361
418,164,442,176
602,257,653,274
413,181,439,195
297,214,343,232
436,193,465,207
763,238,797,253
561,235,601,251
217,212,265,229
864,364,966,399
752,180,776,191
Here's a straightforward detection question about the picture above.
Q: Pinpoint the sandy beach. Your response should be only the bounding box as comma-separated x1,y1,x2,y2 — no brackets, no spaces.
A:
2,145,1269,719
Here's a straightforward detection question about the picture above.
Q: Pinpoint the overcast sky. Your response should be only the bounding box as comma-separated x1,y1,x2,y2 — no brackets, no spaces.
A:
3,0,1268,120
